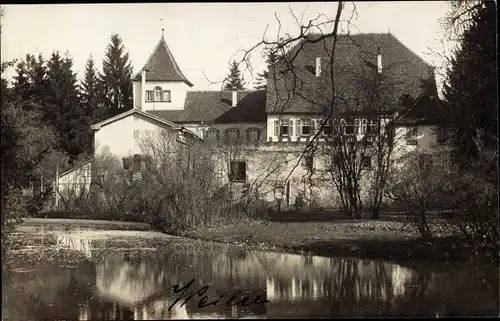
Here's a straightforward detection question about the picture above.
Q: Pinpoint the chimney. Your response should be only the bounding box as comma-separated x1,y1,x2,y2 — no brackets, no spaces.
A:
140,69,147,110
377,47,383,74
232,91,238,107
315,57,322,77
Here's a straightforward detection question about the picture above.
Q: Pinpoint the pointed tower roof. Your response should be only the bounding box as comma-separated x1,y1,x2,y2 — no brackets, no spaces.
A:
132,32,193,87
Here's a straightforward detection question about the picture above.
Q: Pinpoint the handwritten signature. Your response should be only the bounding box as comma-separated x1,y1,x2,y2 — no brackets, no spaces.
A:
168,278,269,311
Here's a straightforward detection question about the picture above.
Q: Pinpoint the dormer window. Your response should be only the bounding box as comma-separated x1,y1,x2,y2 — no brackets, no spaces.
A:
154,86,162,102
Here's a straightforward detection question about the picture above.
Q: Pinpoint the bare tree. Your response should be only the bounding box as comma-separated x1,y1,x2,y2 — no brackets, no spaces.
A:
200,2,437,220
209,130,290,217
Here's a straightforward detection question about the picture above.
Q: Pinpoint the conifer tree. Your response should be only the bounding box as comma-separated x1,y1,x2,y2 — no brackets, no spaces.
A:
253,49,278,90
442,0,497,164
100,34,133,118
45,51,90,160
12,53,46,106
80,55,103,122
224,60,245,91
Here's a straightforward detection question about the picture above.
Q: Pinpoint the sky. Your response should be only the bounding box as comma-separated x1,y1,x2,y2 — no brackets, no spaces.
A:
1,2,452,91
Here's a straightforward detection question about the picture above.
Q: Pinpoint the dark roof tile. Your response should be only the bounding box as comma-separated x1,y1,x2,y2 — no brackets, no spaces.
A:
266,33,434,115
147,90,266,123
132,36,193,86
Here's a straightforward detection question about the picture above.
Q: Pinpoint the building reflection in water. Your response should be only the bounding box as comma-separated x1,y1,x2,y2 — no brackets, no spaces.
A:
3,232,498,320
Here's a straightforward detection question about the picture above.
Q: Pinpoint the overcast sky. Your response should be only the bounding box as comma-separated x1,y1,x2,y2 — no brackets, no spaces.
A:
1,2,452,91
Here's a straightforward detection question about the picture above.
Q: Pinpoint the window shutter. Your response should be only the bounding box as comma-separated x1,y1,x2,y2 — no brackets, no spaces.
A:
274,121,279,136
256,128,261,141
246,128,250,142
311,119,316,133
145,156,152,171
297,120,301,135
225,129,230,140
236,128,240,139
290,120,294,136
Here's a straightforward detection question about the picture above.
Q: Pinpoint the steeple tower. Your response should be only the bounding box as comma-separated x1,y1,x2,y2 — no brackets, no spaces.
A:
132,32,193,87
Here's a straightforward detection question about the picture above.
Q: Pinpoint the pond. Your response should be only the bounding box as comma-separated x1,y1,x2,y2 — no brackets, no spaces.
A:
2,230,498,319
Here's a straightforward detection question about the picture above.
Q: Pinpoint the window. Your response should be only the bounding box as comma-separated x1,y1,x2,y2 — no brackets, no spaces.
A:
163,90,171,102
322,119,333,136
361,156,372,170
298,119,312,136
154,86,162,102
133,129,140,138
229,161,246,182
343,118,356,135
146,91,153,102
302,154,314,172
406,126,418,145
247,128,260,142
206,128,219,141
274,120,290,136
122,157,130,170
418,153,433,172
331,154,342,168
226,128,240,142
360,119,367,135
367,119,377,134
437,126,447,143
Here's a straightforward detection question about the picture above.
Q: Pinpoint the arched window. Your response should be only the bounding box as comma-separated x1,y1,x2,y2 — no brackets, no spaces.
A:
206,128,219,141
247,128,260,142
154,86,162,102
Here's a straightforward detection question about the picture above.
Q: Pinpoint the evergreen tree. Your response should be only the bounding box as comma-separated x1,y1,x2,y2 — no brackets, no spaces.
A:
100,34,133,118
254,70,268,91
442,0,497,164
224,60,245,91
253,49,278,90
12,53,46,106
80,55,103,122
45,51,90,160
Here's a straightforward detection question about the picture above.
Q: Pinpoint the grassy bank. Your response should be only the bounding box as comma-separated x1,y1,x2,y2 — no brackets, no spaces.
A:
180,214,482,265
15,213,491,266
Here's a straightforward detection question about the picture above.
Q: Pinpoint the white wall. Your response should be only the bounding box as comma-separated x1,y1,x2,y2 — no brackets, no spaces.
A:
133,80,189,111
392,124,444,159
54,161,93,206
94,113,178,160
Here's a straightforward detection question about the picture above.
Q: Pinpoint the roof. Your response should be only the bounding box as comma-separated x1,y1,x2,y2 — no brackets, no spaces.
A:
90,108,200,140
266,33,435,115
132,35,193,87
58,160,91,179
147,90,267,123
395,94,448,126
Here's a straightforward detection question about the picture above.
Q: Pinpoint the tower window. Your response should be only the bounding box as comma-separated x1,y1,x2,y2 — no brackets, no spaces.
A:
154,86,162,101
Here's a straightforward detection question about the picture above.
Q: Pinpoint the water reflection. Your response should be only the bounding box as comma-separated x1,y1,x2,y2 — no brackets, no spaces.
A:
3,233,498,319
